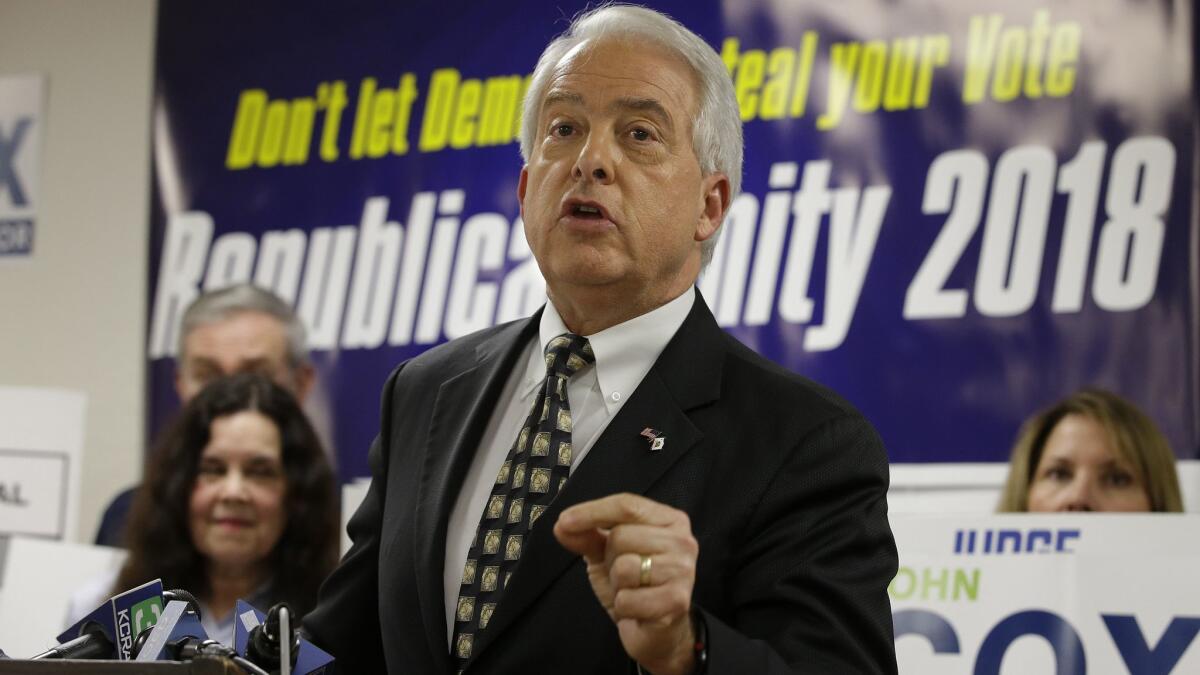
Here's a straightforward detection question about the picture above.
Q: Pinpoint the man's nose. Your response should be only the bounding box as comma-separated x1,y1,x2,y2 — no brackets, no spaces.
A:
572,133,616,184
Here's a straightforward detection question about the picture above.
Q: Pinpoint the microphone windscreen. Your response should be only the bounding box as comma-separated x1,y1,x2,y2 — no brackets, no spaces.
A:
163,589,203,620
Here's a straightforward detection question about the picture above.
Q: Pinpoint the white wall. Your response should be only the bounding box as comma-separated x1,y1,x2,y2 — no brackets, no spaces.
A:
0,0,156,542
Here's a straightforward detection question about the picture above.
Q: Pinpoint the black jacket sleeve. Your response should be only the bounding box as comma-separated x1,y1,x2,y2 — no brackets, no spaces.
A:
301,365,406,673
703,413,898,674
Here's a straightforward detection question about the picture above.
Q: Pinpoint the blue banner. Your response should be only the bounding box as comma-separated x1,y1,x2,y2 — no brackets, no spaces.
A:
147,0,1197,478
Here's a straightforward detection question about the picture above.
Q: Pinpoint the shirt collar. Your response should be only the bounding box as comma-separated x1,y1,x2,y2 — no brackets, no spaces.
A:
533,287,695,415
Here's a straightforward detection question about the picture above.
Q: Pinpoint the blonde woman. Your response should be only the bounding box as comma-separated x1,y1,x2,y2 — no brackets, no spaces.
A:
999,388,1183,512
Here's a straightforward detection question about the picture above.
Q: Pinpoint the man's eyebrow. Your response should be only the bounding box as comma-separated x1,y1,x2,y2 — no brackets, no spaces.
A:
541,91,676,133
611,97,674,133
541,90,584,111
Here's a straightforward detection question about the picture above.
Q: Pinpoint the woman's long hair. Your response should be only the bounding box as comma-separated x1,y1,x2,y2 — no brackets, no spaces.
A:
115,373,339,617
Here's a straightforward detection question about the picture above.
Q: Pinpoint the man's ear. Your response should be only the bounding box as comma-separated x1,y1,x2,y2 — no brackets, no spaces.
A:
294,363,317,403
517,166,530,220
173,367,186,402
695,172,731,243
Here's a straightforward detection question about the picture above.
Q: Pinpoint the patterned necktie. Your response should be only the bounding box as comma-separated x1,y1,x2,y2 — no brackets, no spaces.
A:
452,333,595,667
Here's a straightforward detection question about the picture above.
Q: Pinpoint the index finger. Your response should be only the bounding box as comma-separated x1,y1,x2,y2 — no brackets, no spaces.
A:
555,493,682,533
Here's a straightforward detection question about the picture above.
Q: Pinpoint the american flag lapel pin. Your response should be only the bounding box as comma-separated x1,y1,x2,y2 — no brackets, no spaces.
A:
640,427,665,451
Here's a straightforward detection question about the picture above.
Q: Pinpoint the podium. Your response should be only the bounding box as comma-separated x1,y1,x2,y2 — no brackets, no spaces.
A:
0,656,241,674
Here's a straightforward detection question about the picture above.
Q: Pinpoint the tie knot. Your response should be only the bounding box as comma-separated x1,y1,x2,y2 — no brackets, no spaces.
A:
544,333,595,377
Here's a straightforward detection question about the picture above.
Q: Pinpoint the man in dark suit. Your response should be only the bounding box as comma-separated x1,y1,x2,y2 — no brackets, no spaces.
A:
304,6,897,673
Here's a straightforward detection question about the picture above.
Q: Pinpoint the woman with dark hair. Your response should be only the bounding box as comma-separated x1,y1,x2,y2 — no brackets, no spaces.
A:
67,373,339,644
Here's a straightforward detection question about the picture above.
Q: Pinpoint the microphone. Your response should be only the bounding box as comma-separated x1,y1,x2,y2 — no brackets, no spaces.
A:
131,589,204,660
246,603,299,675
234,599,335,675
131,597,209,661
31,622,112,660
132,595,269,675
37,578,166,660
163,589,203,618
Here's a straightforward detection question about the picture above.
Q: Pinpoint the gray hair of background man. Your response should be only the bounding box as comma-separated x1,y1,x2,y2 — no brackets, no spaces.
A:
518,3,744,268
177,283,311,369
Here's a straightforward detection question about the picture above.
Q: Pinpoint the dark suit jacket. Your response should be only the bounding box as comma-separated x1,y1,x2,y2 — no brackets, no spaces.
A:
304,296,898,674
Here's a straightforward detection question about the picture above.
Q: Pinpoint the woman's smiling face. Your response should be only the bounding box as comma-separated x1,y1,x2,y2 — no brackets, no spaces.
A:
188,410,288,571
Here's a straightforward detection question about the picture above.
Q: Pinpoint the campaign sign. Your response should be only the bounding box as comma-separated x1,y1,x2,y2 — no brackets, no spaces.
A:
890,514,1200,673
147,0,1197,479
0,449,67,538
0,74,43,257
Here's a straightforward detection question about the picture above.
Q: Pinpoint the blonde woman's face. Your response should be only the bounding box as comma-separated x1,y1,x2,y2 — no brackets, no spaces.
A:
1027,414,1151,512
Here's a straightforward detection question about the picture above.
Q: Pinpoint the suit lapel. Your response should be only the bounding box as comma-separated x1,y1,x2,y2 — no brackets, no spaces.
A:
468,294,727,666
412,314,541,666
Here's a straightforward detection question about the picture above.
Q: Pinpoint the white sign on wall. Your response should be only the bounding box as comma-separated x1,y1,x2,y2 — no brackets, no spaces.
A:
0,74,45,258
0,450,68,538
0,536,126,657
0,386,85,541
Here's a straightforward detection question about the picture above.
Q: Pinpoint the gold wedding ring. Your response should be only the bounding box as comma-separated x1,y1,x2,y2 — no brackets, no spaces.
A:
639,554,653,587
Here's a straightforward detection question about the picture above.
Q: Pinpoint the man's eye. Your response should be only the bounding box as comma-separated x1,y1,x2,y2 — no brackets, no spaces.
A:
630,128,652,141
553,124,574,137
189,367,216,383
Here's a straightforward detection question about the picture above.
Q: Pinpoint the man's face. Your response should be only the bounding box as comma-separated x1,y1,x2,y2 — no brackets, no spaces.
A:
519,38,728,306
176,311,311,403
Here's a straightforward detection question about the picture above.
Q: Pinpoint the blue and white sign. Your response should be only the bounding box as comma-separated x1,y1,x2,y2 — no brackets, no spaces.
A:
891,514,1200,673
0,74,43,258
146,1,1197,479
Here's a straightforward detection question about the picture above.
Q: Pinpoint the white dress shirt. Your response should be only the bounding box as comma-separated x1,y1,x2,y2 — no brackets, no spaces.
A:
442,287,696,643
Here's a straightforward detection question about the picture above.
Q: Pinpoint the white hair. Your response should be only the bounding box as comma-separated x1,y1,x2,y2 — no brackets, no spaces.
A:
519,4,743,267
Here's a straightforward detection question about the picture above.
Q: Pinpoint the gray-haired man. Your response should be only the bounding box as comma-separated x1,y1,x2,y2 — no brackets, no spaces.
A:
306,6,896,673
173,283,314,403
